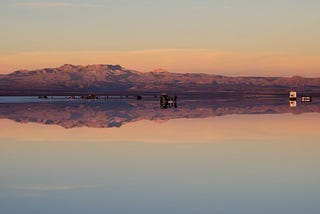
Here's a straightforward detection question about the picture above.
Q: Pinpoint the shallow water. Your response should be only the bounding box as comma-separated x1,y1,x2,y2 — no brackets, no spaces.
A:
0,96,320,214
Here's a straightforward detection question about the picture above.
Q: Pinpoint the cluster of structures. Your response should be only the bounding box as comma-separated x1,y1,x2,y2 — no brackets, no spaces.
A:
37,92,179,109
80,94,99,99
39,91,316,109
289,91,312,107
79,94,143,100
160,93,178,109
38,94,142,100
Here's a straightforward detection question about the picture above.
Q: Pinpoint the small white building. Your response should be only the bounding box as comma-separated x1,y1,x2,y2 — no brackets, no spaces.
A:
301,96,312,102
289,91,297,100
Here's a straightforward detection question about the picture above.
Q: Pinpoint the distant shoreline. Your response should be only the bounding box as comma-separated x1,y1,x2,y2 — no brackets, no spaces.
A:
1,91,320,98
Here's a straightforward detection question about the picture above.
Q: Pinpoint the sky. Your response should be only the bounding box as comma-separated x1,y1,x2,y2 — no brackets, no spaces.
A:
1,0,320,76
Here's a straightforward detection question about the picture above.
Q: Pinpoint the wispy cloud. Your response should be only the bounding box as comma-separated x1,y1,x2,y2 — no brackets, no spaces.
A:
12,2,97,9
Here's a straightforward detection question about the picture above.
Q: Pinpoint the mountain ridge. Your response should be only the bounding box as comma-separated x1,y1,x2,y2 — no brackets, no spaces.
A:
1,64,320,95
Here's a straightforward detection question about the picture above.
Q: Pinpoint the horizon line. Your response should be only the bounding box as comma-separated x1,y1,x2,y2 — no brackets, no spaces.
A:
2,63,319,79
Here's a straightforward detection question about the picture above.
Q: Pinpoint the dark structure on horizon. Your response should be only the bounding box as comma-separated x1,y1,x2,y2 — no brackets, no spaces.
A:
160,93,177,109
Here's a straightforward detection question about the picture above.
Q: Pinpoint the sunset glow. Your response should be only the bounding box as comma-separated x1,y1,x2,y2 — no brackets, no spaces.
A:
1,0,319,76
1,50,320,76
1,1,320,214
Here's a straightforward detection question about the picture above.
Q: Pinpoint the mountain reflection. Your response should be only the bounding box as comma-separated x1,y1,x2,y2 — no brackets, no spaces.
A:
0,97,319,129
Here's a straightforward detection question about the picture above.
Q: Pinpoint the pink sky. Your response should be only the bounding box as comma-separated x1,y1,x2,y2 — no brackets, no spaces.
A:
1,113,320,143
1,49,319,77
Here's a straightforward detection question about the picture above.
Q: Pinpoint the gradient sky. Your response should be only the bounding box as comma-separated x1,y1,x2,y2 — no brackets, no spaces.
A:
1,113,320,143
1,0,320,76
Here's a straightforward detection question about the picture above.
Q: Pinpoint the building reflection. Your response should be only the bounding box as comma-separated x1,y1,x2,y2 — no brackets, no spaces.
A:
289,100,297,107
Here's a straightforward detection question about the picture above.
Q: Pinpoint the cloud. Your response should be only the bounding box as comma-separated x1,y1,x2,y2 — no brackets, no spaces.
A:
12,2,97,9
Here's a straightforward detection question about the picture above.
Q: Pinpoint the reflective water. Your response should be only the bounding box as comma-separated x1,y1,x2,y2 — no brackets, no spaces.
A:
1,96,320,214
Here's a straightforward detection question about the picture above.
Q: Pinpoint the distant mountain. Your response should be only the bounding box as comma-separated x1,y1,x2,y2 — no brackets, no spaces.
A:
1,64,320,95
0,98,319,129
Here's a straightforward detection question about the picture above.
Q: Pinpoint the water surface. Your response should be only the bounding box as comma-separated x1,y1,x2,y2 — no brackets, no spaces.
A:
0,96,320,214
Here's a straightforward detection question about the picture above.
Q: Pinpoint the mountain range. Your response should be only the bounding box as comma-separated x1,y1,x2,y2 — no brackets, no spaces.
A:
1,98,319,129
1,64,320,95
